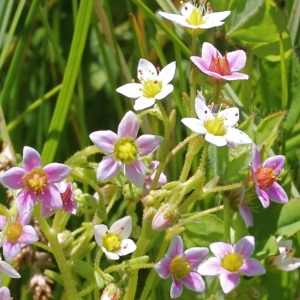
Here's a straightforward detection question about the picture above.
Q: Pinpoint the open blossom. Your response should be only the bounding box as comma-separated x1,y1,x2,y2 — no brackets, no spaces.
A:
154,235,208,298
198,236,265,294
250,143,288,208
0,258,20,286
0,146,72,216
182,97,252,147
94,216,136,260
268,237,300,272
191,42,249,82
0,212,38,261
89,111,163,188
159,2,230,35
116,59,176,110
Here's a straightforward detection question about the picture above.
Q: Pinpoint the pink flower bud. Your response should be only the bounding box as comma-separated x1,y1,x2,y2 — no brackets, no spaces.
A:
143,207,157,222
152,204,178,231
100,283,122,300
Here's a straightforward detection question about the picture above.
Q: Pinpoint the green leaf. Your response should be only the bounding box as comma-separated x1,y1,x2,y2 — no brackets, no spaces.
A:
208,145,229,178
73,260,94,279
277,198,300,237
183,214,223,248
255,236,279,260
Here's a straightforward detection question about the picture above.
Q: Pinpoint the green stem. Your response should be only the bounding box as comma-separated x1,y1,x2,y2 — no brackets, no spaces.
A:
223,197,231,242
189,35,198,117
34,204,78,299
203,181,246,194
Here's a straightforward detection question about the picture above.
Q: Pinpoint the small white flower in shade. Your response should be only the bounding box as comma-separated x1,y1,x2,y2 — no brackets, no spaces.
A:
116,59,176,110
269,237,300,272
181,97,252,147
94,216,137,260
159,2,230,35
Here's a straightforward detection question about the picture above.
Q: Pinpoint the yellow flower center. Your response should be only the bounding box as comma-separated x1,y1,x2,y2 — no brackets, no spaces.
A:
209,55,231,76
141,80,162,98
169,256,191,280
102,232,121,252
204,116,227,136
186,7,205,26
6,222,23,243
221,253,244,273
22,167,48,194
113,138,138,164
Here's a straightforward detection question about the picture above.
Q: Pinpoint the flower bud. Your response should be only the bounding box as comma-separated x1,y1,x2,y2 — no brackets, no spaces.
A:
152,204,179,231
57,231,74,250
100,184,122,204
100,283,122,300
143,207,157,222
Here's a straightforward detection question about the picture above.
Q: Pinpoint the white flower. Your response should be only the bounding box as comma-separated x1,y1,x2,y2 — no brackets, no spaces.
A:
270,237,300,272
116,59,176,110
94,216,137,260
181,97,252,147
159,2,230,34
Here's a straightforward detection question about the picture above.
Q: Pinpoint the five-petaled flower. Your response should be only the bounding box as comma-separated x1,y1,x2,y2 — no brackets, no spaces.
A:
0,258,21,286
154,234,208,298
250,143,288,208
89,110,164,188
191,42,249,83
0,212,38,261
159,2,230,35
181,96,252,147
116,59,176,111
198,236,265,294
268,237,300,272
94,216,137,260
0,146,72,216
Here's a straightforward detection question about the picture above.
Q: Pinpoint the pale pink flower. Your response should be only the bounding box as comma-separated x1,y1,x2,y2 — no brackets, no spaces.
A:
89,111,163,188
250,144,288,208
0,146,72,216
191,42,249,82
198,236,265,294
154,235,208,298
0,286,11,300
94,216,136,260
116,59,176,110
0,258,20,286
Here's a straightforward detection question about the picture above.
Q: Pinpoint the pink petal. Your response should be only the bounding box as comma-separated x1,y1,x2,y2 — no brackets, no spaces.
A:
0,167,25,189
0,216,6,229
263,155,285,174
220,272,240,294
40,205,55,218
110,216,132,239
43,163,71,183
170,278,183,298
94,224,109,247
227,50,247,72
182,271,205,292
251,144,261,170
240,258,266,276
154,257,172,279
234,236,255,258
17,189,38,215
123,160,146,188
2,240,21,261
210,242,233,258
190,56,210,74
222,73,249,81
0,260,20,278
18,211,32,225
136,135,164,156
97,156,122,182
201,42,221,63
18,225,38,244
40,186,63,211
167,235,184,258
266,182,288,203
118,111,139,139
256,186,270,208
184,247,209,268
0,286,11,300
89,130,118,153
22,146,42,172
198,257,222,275
239,205,253,228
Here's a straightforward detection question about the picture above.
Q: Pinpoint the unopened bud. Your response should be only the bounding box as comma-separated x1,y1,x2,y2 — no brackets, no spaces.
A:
152,204,179,231
57,231,74,249
100,283,122,300
143,207,157,222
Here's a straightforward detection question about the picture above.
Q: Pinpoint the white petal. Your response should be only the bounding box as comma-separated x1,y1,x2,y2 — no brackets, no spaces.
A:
159,11,186,24
137,59,157,82
94,224,109,247
134,96,156,110
225,128,252,145
198,22,225,29
195,97,214,122
157,61,176,85
102,248,120,260
116,83,142,98
218,107,239,127
181,3,195,18
117,239,137,256
155,85,173,100
205,133,227,146
204,11,231,23
110,216,132,239
181,118,207,134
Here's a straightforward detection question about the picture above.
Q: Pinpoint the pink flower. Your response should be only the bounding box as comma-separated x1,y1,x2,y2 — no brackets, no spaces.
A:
154,235,208,298
191,42,249,82
250,144,288,208
0,287,11,300
198,236,265,294
0,147,72,216
94,216,137,260
89,111,163,188
0,212,38,261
